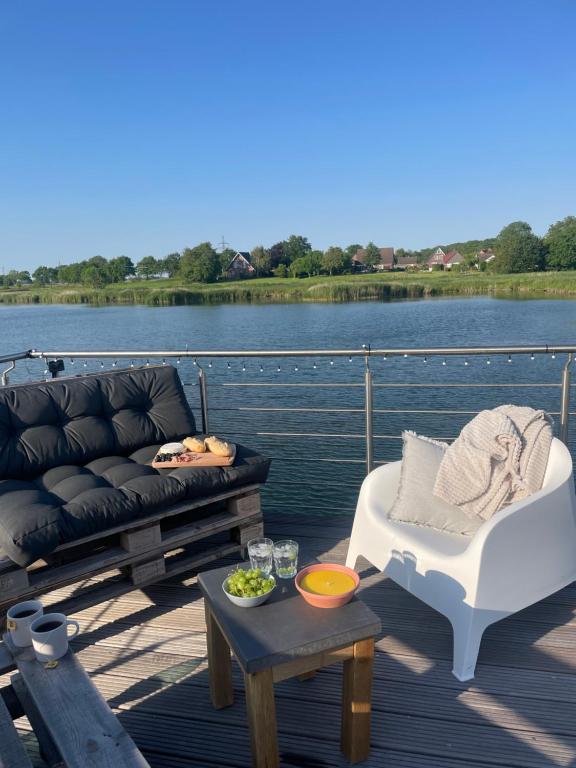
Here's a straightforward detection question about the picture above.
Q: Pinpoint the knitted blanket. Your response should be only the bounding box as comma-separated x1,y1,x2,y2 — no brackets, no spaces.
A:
433,405,553,520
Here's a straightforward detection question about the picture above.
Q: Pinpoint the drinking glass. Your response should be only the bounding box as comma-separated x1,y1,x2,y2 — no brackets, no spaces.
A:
247,537,274,576
273,540,299,579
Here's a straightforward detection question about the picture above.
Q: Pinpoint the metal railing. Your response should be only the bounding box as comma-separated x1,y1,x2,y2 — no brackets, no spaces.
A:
1,346,574,484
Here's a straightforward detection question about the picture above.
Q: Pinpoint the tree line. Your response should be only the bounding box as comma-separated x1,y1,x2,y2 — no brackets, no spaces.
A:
2,216,575,288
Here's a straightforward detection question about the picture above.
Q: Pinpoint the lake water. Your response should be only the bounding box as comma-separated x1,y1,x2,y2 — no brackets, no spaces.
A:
1,297,575,515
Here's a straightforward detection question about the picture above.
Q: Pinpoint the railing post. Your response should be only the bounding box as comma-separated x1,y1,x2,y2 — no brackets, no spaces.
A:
0,360,15,386
198,366,210,434
560,352,573,445
364,355,373,475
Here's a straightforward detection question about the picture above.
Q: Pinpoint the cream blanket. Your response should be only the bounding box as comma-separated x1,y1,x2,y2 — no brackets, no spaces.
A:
433,405,553,520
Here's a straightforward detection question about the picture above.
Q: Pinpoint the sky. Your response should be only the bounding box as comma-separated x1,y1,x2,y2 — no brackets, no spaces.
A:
1,1,575,272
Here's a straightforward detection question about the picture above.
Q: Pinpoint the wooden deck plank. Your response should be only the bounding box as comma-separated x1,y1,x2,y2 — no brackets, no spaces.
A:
3,511,576,768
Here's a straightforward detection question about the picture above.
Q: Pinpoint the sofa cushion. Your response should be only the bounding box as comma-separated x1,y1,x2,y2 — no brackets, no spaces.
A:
0,365,196,480
0,444,271,567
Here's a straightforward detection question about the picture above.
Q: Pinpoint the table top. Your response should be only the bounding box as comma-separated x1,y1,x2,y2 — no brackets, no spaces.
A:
198,564,381,674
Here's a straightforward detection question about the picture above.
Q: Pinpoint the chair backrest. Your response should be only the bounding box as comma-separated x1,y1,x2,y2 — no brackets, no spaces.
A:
542,437,574,490
0,365,196,480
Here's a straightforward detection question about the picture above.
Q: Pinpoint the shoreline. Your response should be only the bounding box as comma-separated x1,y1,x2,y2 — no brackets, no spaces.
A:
1,271,576,306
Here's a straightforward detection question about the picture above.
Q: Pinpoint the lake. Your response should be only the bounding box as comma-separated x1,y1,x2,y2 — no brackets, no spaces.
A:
1,297,575,515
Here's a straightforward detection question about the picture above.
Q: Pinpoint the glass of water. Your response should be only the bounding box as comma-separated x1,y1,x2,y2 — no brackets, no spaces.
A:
247,537,274,576
273,540,299,579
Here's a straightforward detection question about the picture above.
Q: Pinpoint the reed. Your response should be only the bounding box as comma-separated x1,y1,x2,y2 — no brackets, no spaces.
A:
1,271,576,306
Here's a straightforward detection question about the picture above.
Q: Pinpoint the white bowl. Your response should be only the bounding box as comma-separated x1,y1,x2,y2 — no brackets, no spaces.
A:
222,575,276,608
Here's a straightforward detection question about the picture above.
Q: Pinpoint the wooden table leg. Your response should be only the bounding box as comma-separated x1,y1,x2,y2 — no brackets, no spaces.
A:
244,668,279,768
205,603,234,709
341,637,375,764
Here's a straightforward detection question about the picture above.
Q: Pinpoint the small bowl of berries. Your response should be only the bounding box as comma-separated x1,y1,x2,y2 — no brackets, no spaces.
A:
223,566,276,608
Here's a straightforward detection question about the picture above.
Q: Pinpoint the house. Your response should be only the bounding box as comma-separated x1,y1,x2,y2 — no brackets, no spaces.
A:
427,247,447,269
395,255,419,270
225,251,255,279
352,247,395,271
426,248,463,270
477,248,496,265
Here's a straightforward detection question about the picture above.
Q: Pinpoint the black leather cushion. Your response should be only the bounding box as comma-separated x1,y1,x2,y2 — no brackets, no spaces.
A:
0,365,196,480
0,367,271,566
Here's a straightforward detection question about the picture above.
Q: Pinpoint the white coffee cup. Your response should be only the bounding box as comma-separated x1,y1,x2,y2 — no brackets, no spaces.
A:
30,612,80,662
6,600,44,647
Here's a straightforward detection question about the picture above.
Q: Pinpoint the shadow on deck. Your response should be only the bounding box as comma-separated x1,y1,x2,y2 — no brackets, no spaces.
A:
7,511,576,768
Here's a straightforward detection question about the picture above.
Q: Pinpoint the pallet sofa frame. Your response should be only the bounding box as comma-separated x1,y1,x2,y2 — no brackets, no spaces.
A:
0,486,263,619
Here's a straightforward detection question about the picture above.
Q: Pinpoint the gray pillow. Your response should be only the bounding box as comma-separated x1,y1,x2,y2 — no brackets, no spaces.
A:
387,431,483,536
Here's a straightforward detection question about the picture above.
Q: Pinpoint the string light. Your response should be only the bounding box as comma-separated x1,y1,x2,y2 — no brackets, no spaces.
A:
486,358,491,365
313,362,317,369
464,359,469,366
193,359,197,366
242,363,246,372
227,362,231,370
176,358,180,365
294,365,299,372
442,358,447,366
530,353,535,361
552,352,556,359
130,361,135,368
383,354,387,361
208,361,212,368
113,360,118,367
348,356,352,363
330,359,334,366
423,356,427,364
100,361,104,368
145,359,150,366
83,360,88,368
508,355,512,363
403,353,408,358
277,364,281,372
162,358,166,365
259,364,264,373
69,358,75,366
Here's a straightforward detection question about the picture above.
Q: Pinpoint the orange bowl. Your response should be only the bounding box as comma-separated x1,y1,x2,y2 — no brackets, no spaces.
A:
295,563,359,609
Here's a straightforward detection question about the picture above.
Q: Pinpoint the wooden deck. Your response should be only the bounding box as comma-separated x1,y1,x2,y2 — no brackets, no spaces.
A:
3,511,576,768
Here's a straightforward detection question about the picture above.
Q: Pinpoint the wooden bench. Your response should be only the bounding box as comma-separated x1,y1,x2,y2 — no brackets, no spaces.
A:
0,485,263,619
0,635,149,767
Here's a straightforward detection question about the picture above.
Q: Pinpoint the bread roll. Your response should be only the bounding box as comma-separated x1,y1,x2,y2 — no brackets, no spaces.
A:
205,435,234,457
183,436,206,453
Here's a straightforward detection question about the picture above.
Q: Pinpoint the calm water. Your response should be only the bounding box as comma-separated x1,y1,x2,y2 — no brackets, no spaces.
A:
1,298,575,514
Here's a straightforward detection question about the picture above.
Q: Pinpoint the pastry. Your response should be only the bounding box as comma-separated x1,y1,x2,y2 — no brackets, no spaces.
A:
205,435,234,457
183,436,206,453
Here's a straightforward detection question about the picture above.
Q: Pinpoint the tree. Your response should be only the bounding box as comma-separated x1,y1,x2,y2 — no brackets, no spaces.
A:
180,242,220,283
161,252,181,278
87,255,107,269
136,256,159,280
492,222,545,273
250,245,271,277
268,241,287,269
272,264,288,278
108,256,135,282
345,244,363,260
58,263,84,283
322,246,350,276
284,235,311,265
33,266,58,285
363,242,381,269
81,265,109,288
545,216,576,270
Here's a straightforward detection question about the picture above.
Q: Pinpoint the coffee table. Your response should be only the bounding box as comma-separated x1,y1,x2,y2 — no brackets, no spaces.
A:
198,565,381,767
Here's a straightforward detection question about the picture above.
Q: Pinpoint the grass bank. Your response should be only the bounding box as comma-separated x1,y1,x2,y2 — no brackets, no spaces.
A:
1,271,576,306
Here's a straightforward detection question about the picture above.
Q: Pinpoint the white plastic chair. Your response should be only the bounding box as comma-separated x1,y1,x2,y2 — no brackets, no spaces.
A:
346,438,576,680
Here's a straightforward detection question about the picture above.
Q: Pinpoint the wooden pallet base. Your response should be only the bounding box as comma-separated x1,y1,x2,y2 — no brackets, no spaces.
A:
0,486,263,619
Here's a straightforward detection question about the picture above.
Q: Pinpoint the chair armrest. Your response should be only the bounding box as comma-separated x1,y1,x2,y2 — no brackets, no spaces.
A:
357,462,402,520
466,477,576,611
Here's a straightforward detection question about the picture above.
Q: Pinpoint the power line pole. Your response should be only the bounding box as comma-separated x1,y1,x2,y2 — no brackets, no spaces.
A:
218,236,230,253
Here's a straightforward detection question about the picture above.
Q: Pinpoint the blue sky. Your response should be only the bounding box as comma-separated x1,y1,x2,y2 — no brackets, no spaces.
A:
1,1,575,271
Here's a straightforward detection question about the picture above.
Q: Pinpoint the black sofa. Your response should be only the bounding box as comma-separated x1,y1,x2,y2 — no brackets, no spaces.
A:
0,365,270,567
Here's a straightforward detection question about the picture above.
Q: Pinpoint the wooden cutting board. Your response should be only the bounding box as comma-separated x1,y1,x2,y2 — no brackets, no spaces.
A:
151,445,236,469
